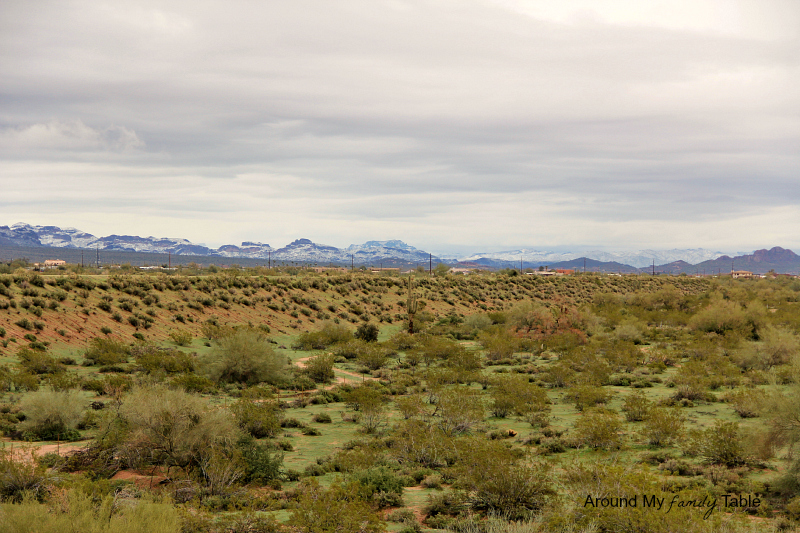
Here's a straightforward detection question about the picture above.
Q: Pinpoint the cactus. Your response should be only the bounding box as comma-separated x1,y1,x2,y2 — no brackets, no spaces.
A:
407,276,419,334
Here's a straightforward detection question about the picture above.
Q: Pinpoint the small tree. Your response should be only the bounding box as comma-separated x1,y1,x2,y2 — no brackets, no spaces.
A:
345,385,387,433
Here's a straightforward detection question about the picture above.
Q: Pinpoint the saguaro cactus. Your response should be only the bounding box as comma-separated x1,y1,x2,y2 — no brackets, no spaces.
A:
407,276,419,334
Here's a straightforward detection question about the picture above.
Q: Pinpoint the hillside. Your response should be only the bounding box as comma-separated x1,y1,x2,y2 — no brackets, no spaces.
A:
0,267,711,351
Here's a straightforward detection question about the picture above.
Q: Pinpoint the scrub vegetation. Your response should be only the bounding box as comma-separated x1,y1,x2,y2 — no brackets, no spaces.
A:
1,261,800,532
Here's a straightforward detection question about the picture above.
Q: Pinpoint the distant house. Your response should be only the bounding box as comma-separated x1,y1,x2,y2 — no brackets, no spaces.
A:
34,259,66,269
555,269,574,275
370,267,400,273
731,270,754,279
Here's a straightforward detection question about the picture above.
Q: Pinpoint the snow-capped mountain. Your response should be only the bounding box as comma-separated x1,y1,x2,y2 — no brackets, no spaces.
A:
0,223,437,265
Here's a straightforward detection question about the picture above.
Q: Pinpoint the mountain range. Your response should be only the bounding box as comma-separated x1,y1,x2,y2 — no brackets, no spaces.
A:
2,222,799,274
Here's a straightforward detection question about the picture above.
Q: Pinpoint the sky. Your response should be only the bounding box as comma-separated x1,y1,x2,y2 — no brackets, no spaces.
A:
1,0,798,255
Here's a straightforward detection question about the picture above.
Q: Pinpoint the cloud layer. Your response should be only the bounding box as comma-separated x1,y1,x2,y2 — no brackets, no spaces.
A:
2,0,798,253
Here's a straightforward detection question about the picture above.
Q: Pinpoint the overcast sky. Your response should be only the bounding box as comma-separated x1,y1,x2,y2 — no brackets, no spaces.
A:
1,0,798,255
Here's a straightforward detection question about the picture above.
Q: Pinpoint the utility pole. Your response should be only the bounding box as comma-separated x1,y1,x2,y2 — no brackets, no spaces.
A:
96,245,99,269
169,252,171,269
81,251,84,268
268,250,271,269
583,257,586,274
429,253,432,275
351,254,354,271
652,259,655,276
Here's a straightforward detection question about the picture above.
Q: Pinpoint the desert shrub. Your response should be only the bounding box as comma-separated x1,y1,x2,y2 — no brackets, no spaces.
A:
489,375,549,419
453,439,555,520
388,331,417,350
83,338,130,366
238,436,284,484
642,407,684,447
356,344,390,371
134,346,194,374
17,348,65,375
169,374,216,393
566,385,612,411
354,323,380,343
345,385,387,433
573,408,623,450
18,388,85,441
200,329,288,386
294,321,352,350
478,329,520,361
350,466,405,507
724,388,764,418
230,398,282,439
621,390,653,422
435,387,485,436
0,488,181,532
0,447,53,502
760,325,799,367
168,329,193,347
684,420,745,466
303,353,335,383
689,298,763,339
312,413,332,423
115,385,240,471
288,479,384,533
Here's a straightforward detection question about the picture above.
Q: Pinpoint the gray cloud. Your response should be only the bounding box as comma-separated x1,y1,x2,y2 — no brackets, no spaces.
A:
1,0,798,253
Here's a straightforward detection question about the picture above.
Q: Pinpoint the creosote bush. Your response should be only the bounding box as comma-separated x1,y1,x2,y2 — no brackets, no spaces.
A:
18,388,85,441
200,329,288,386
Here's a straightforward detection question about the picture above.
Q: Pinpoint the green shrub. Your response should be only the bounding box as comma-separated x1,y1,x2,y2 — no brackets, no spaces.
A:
303,353,335,383
83,338,130,366
684,420,745,466
0,488,181,532
168,329,193,346
567,385,612,411
199,329,288,386
0,447,53,502
238,436,284,484
115,385,241,471
230,398,282,438
17,348,65,375
489,375,549,419
312,413,332,424
622,390,653,422
289,480,384,533
573,408,623,450
354,323,379,343
133,346,194,374
18,389,85,441
642,407,684,447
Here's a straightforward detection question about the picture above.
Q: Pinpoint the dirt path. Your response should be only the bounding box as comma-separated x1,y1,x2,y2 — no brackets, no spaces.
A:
1,441,85,463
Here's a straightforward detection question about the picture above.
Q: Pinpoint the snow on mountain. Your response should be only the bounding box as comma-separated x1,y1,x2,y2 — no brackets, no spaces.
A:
11,223,97,248
0,222,741,268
